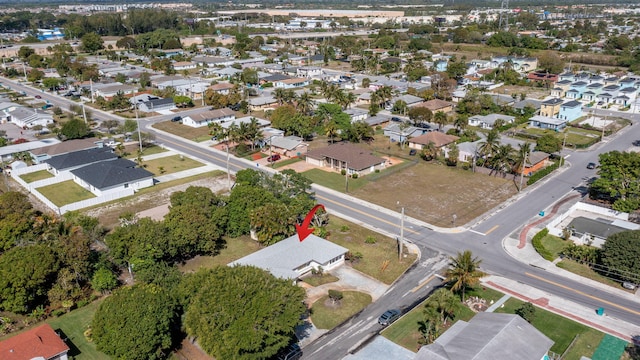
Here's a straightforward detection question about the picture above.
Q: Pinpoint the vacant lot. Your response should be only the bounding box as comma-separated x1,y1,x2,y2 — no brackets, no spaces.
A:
351,163,517,227
38,180,96,206
143,155,205,175
153,121,211,142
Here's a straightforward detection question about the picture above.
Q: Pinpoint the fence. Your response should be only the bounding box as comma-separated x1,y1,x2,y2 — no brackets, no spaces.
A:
546,201,630,238
59,188,135,214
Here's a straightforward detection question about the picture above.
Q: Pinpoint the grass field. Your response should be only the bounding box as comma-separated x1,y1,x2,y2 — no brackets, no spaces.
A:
178,235,262,273
310,291,372,330
540,234,571,260
38,180,96,206
48,300,110,360
142,155,205,175
303,168,369,193
273,157,303,169
556,260,623,289
123,145,168,159
302,273,340,287
153,121,212,141
326,217,417,284
19,170,54,183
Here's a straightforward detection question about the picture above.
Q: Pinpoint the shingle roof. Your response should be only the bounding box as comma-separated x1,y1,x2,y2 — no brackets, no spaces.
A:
415,313,554,360
70,158,153,190
418,99,453,112
188,108,235,122
0,323,69,360
30,138,99,156
542,98,563,106
306,142,385,171
270,135,303,151
229,234,348,279
562,100,582,108
44,147,117,171
409,132,459,147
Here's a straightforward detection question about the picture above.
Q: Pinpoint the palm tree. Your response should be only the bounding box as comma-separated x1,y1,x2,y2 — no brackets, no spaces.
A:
428,288,458,324
296,91,315,115
343,91,357,109
274,88,286,106
374,85,393,108
444,250,486,302
433,111,448,131
453,115,468,134
513,142,532,175
490,144,514,177
325,121,339,144
418,305,442,345
478,129,500,166
420,141,438,161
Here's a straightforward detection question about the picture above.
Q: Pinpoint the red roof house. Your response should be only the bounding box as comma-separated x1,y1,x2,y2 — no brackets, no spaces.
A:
0,324,70,360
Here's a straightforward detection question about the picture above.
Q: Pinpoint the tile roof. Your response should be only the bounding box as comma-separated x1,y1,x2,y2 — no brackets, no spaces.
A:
70,158,153,190
229,234,348,279
44,147,117,171
409,132,459,147
306,142,385,171
0,323,69,360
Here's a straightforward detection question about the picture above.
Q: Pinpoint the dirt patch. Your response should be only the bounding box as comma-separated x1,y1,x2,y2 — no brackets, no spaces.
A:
174,338,214,360
494,85,551,100
351,163,517,227
83,175,229,229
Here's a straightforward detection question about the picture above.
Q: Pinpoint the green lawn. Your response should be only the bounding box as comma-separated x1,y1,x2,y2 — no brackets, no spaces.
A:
142,155,205,176
556,260,623,289
310,291,372,330
273,157,303,169
302,274,339,287
19,170,54,183
178,235,262,273
48,300,110,360
495,298,605,356
38,180,96,206
540,234,571,259
325,217,417,284
152,121,211,141
302,168,369,193
123,145,168,159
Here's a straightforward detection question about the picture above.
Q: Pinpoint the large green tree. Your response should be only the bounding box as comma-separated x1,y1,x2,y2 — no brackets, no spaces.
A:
80,32,104,54
60,118,89,140
92,284,178,360
600,230,640,284
535,133,562,154
182,266,306,359
590,151,640,212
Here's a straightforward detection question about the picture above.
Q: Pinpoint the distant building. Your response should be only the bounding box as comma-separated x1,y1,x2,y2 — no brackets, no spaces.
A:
37,28,65,41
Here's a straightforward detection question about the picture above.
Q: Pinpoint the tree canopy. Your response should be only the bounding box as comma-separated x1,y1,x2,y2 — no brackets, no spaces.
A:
590,151,640,212
601,230,640,284
182,266,306,359
92,284,178,360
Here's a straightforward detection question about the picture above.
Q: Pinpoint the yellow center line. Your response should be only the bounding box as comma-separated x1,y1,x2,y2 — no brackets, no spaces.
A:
484,225,499,235
160,137,244,171
525,272,640,316
411,274,436,293
317,194,420,235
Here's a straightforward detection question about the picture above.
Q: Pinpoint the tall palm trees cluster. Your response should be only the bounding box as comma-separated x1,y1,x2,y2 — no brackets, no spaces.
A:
319,82,357,110
273,89,317,115
477,129,532,177
208,117,264,152
419,250,486,345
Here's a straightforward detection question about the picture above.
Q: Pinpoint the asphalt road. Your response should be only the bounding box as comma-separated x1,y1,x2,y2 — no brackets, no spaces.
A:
7,78,640,358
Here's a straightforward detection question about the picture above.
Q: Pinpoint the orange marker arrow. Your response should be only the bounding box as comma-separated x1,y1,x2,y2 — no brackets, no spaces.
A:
295,204,326,242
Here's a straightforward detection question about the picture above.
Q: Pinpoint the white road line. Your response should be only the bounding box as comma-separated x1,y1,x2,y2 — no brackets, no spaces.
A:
469,229,486,236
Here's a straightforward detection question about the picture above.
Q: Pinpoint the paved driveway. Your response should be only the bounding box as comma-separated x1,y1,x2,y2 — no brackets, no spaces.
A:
304,265,389,304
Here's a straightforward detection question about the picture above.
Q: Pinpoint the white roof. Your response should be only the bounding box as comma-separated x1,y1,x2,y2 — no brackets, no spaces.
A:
229,234,348,279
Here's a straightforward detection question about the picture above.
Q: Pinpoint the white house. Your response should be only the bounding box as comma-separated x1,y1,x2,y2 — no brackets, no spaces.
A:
70,158,154,196
273,78,309,89
4,107,54,129
344,108,368,123
468,113,515,129
296,66,323,79
229,234,348,279
182,108,236,128
173,61,197,71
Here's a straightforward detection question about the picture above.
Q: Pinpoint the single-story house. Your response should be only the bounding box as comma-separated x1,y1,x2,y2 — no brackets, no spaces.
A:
513,99,542,114
362,114,391,126
70,158,154,196
229,234,348,280
29,138,102,164
528,115,567,131
527,72,558,84
249,96,278,112
267,135,307,157
208,82,236,95
182,108,236,128
44,147,118,175
306,142,386,176
392,94,424,108
4,107,54,129
274,78,309,89
0,323,70,360
468,114,515,129
517,151,550,175
415,312,554,360
94,84,137,99
296,66,323,78
173,61,197,71
408,132,459,150
344,108,368,123
383,123,428,143
416,99,454,113
137,97,176,113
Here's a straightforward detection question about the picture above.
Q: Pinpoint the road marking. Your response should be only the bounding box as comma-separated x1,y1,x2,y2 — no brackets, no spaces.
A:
411,274,436,293
525,272,640,316
160,137,244,171
484,225,499,235
317,195,420,235
469,229,486,236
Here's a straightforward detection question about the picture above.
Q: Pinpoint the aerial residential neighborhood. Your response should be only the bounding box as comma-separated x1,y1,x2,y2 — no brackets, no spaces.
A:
0,1,640,360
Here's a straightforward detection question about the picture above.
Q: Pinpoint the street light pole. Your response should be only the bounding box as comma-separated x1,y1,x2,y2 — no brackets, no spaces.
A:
398,206,405,261
560,131,567,167
135,104,142,153
345,162,349,193
518,150,528,192
225,130,231,189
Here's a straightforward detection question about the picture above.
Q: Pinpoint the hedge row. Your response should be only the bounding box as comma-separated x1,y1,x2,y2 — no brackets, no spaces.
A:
527,161,560,186
531,228,554,261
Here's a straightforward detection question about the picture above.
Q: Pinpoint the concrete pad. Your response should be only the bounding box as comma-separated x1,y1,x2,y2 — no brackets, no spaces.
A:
343,336,415,360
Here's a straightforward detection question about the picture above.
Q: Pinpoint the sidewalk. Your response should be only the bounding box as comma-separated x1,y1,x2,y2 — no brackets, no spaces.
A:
501,193,640,342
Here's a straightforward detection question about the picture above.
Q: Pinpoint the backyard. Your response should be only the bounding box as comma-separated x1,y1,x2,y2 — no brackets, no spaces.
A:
38,180,96,206
310,291,372,330
142,155,205,176
19,169,54,183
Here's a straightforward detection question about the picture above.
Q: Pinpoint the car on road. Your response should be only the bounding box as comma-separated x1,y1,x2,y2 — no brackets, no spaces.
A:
35,95,41,99
267,154,281,162
623,282,637,290
391,117,402,122
633,140,640,146
587,162,597,169
378,309,400,326
171,116,182,122
271,342,302,360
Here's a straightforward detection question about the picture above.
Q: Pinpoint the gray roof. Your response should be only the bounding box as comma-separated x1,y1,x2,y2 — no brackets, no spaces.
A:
393,94,424,105
344,108,368,117
270,135,303,151
513,99,542,110
469,113,515,126
363,114,391,126
262,74,291,82
0,139,61,157
415,313,554,360
542,98,563,106
568,216,639,239
562,100,582,108
44,147,117,171
229,234,348,279
306,142,386,171
70,158,153,190
144,97,174,107
249,96,277,106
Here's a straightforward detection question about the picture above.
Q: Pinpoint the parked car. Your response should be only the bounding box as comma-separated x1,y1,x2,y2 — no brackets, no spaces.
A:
586,162,596,169
633,140,640,146
271,343,302,360
409,149,417,156
171,116,182,122
35,95,41,99
267,154,281,162
623,282,637,290
391,116,402,122
378,309,400,326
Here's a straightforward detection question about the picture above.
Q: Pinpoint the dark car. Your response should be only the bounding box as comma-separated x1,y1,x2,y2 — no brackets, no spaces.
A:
391,116,402,122
633,140,640,146
409,149,417,156
35,95,41,99
587,162,596,169
378,309,400,326
171,116,182,122
271,343,302,360
228,103,241,111
267,154,281,162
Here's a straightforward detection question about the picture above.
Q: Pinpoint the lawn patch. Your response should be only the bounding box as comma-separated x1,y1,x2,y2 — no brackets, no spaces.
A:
19,170,54,183
123,145,168,159
178,235,262,273
38,180,96,206
273,157,303,169
302,274,339,287
310,291,371,330
48,299,110,360
303,168,369,192
540,234,571,260
326,217,416,284
142,155,205,175
153,121,212,141
556,260,622,288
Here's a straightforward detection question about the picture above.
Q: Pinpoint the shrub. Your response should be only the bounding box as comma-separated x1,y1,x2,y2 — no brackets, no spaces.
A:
527,161,559,186
351,173,358,179
345,251,363,264
340,225,350,232
328,290,343,303
341,169,347,176
515,302,536,323
365,235,376,244
531,228,554,261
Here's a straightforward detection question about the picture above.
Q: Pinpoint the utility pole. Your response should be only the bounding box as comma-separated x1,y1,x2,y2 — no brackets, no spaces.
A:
560,131,567,167
398,206,405,261
345,162,349,193
518,150,528,192
135,104,142,153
